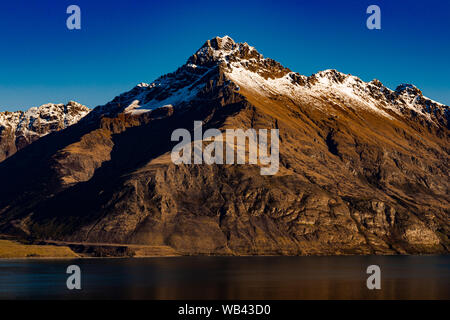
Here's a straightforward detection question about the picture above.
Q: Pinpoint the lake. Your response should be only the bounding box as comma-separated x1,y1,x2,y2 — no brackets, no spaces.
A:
0,256,448,299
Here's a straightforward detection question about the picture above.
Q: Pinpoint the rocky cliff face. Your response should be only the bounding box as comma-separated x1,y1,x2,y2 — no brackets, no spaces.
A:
0,36,448,255
0,101,90,162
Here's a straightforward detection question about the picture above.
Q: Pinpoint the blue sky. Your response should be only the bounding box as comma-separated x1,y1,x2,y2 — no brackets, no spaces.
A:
0,0,449,111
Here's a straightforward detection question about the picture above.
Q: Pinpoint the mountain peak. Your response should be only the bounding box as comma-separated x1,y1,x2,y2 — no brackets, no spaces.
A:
111,37,447,128
311,69,350,84
395,83,422,96
203,35,236,51
188,36,262,67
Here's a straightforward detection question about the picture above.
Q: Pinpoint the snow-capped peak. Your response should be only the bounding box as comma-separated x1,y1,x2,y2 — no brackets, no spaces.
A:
107,37,447,128
188,35,262,68
204,35,236,51
116,36,264,115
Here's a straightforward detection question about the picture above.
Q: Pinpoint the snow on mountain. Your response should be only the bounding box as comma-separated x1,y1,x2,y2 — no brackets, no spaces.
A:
0,101,90,137
0,101,90,161
107,62,211,116
115,36,448,128
78,35,447,132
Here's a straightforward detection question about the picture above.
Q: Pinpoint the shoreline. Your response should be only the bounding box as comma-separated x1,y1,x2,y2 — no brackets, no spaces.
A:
1,253,448,260
1,239,447,259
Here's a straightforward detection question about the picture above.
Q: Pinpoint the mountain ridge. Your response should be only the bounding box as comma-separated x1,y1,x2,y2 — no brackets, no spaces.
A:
0,101,90,162
114,35,448,130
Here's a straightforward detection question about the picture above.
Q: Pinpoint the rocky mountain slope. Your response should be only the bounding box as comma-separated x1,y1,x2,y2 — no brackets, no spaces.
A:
0,36,448,255
0,101,90,161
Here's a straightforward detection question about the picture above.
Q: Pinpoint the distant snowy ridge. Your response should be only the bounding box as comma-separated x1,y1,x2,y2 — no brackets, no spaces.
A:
0,101,90,161
0,101,90,137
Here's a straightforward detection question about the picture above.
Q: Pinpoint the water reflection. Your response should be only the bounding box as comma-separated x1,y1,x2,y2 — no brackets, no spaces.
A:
0,256,448,299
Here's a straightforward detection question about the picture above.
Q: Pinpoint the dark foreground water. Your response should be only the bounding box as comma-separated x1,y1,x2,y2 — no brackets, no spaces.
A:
0,256,448,299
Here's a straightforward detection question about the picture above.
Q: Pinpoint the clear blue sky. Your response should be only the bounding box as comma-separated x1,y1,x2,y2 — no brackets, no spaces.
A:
0,0,449,111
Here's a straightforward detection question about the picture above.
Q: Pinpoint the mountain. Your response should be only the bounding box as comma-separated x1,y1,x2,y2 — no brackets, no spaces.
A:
0,36,448,256
0,101,90,162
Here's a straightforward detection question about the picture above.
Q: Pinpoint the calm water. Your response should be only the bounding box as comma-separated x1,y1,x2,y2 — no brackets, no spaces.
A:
0,256,448,299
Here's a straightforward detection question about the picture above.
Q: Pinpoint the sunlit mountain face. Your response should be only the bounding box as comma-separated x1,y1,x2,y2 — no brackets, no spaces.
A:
0,36,448,256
